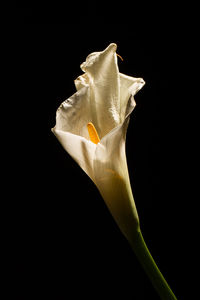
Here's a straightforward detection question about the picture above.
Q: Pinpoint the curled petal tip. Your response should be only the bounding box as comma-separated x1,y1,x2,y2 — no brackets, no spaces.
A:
104,43,117,54
109,43,117,50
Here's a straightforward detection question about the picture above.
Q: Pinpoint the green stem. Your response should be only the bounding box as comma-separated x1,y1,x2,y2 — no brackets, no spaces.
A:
130,229,177,300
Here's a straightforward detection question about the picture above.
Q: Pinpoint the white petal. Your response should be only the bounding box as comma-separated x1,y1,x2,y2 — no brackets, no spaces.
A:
93,117,139,241
74,73,89,90
120,73,145,120
79,43,120,139
55,86,91,140
52,129,96,181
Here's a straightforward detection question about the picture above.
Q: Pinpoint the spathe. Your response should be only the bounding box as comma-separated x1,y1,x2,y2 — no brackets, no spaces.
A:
52,43,145,240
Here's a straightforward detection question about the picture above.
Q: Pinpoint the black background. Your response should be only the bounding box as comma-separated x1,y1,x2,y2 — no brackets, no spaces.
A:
9,2,196,299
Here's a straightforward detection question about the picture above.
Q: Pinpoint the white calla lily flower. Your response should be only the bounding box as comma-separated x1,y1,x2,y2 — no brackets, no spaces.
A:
52,43,145,242
52,43,177,300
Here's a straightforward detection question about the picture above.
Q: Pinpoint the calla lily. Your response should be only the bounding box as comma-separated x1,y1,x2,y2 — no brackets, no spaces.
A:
52,43,177,300
52,43,145,243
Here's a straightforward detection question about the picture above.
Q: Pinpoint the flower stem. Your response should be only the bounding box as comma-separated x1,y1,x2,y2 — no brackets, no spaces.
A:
130,229,177,300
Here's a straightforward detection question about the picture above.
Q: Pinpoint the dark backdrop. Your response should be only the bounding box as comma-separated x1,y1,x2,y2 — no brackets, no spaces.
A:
10,3,195,299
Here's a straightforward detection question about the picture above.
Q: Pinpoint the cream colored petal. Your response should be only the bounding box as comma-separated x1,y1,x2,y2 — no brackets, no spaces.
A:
119,73,145,120
52,129,96,182
80,43,120,139
55,86,91,140
93,117,140,242
74,73,89,90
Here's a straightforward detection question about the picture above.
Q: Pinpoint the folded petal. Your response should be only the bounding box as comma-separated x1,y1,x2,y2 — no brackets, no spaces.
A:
119,73,145,120
93,117,140,241
74,73,89,90
52,129,96,181
54,86,91,140
80,43,120,139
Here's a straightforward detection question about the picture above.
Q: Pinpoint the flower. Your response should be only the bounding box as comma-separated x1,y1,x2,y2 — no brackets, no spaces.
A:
52,43,145,243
